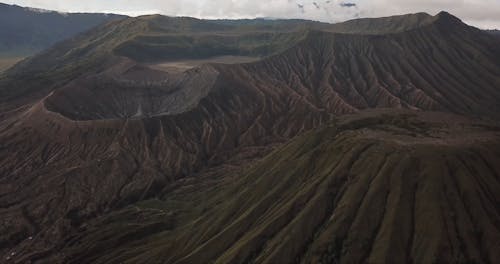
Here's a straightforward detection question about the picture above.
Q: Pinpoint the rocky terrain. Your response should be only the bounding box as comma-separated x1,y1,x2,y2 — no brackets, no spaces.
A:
0,10,499,263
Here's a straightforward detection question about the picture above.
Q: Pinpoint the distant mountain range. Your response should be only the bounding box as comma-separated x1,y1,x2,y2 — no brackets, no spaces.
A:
485,29,500,36
0,2,125,58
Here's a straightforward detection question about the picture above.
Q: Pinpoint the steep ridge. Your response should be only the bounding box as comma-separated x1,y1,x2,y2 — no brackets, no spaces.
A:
45,61,221,119
213,13,500,120
325,12,436,34
0,15,309,113
11,110,500,263
4,12,490,113
42,11,500,121
0,12,500,262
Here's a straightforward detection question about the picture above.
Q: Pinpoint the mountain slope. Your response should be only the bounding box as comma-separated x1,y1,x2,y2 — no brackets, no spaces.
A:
0,14,313,111
0,11,500,263
10,110,500,263
41,12,500,121
0,3,125,58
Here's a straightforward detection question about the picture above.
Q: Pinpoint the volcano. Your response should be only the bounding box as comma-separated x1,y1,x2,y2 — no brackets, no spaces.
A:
0,11,499,263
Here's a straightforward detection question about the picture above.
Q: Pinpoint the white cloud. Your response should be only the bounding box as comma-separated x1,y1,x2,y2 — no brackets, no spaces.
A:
3,0,500,29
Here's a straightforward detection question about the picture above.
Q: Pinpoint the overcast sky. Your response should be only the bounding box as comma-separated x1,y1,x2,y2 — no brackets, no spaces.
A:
4,0,500,29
